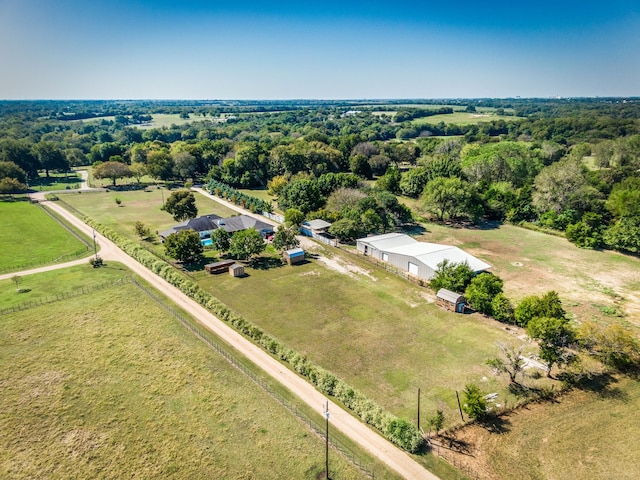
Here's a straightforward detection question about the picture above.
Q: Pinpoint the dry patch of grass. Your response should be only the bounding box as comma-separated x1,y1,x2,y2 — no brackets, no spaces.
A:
438,374,640,480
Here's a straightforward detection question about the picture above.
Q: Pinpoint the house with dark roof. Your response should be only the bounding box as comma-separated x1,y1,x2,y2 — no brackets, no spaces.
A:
160,214,274,242
159,214,222,240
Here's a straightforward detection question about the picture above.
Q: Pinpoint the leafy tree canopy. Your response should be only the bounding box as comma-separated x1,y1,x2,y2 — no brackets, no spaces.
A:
161,190,198,221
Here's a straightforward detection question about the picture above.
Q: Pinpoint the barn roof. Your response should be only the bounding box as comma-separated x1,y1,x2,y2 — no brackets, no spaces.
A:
386,242,491,273
356,232,417,250
436,288,465,304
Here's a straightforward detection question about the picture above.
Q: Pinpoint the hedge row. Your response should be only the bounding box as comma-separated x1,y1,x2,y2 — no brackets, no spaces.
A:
86,216,423,452
206,179,271,214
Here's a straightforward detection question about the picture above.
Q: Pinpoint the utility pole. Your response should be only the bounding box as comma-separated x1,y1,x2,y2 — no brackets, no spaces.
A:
455,390,464,421
324,401,330,479
417,388,421,432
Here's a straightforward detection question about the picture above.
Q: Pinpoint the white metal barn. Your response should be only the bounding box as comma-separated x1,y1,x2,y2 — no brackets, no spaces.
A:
356,233,491,281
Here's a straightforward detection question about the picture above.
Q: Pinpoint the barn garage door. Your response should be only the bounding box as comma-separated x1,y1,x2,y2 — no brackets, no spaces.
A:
382,253,389,262
408,262,419,275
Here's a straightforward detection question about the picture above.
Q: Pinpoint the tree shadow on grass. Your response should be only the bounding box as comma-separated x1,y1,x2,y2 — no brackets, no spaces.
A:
559,371,628,401
479,413,512,434
251,256,284,270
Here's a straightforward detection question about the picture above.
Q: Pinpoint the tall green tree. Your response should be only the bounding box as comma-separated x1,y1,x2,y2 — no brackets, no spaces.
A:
164,230,203,264
429,260,475,293
210,228,230,252
161,190,198,221
272,226,300,251
229,228,265,261
465,273,504,316
527,316,575,377
462,383,487,421
93,161,132,186
34,141,69,177
421,176,476,221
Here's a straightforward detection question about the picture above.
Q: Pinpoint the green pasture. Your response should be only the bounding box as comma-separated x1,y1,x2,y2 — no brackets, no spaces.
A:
59,189,238,243
196,245,536,424
0,275,374,480
458,375,640,480
0,262,129,310
56,190,547,425
419,222,640,327
411,112,518,126
0,200,89,272
30,171,82,190
134,113,202,130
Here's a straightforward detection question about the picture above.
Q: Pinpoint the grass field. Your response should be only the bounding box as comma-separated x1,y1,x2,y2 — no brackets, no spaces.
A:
445,374,640,480
417,222,640,328
30,171,83,190
59,189,238,243
411,112,519,126
55,190,549,424
0,262,130,310
0,200,89,271
196,245,534,423
134,113,203,130
0,272,376,480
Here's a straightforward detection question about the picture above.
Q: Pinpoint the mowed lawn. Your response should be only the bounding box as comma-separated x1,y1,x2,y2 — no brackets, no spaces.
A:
60,189,238,242
0,277,371,480
198,246,531,423
448,375,640,480
0,262,130,310
0,201,88,271
418,223,640,328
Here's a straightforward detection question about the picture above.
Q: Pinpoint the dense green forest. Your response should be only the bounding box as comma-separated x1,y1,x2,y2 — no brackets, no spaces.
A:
1,98,639,253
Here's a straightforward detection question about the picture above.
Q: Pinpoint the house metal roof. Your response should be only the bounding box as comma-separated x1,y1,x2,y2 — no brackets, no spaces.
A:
358,233,491,274
304,219,332,230
386,242,491,273
356,232,417,251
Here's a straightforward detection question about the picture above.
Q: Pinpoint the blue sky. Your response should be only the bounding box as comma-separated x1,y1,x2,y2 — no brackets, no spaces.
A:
1,0,638,99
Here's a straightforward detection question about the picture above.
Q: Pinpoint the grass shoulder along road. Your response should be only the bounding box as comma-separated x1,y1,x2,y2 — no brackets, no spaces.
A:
0,268,385,480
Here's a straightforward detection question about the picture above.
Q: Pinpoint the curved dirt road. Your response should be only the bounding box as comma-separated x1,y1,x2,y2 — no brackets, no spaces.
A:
25,196,440,480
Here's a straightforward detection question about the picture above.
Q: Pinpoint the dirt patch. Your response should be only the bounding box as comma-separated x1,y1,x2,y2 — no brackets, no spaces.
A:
315,255,378,281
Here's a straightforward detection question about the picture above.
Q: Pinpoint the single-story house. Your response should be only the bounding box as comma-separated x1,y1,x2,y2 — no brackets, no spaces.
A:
159,214,222,240
215,215,274,237
356,233,491,281
160,213,274,241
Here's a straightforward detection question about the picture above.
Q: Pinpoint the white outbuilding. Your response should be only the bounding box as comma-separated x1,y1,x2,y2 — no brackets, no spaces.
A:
356,233,491,281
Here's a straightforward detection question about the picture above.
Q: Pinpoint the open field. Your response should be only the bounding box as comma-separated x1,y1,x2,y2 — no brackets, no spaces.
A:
133,113,206,130
59,189,238,240
196,244,535,423
0,273,373,480
411,112,518,126
418,222,640,328
443,374,640,480
0,200,89,271
30,171,83,190
0,262,129,309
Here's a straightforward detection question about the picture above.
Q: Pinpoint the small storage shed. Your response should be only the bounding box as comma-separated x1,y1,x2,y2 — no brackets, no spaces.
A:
205,259,236,274
229,263,245,277
284,247,305,265
436,288,466,313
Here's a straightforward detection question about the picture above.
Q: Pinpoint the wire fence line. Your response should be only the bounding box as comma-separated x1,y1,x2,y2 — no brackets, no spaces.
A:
429,442,479,480
0,277,132,315
131,278,377,480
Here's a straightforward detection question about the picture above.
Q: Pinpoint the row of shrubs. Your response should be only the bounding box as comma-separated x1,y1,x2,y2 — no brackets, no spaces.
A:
85,216,424,452
206,179,271,214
